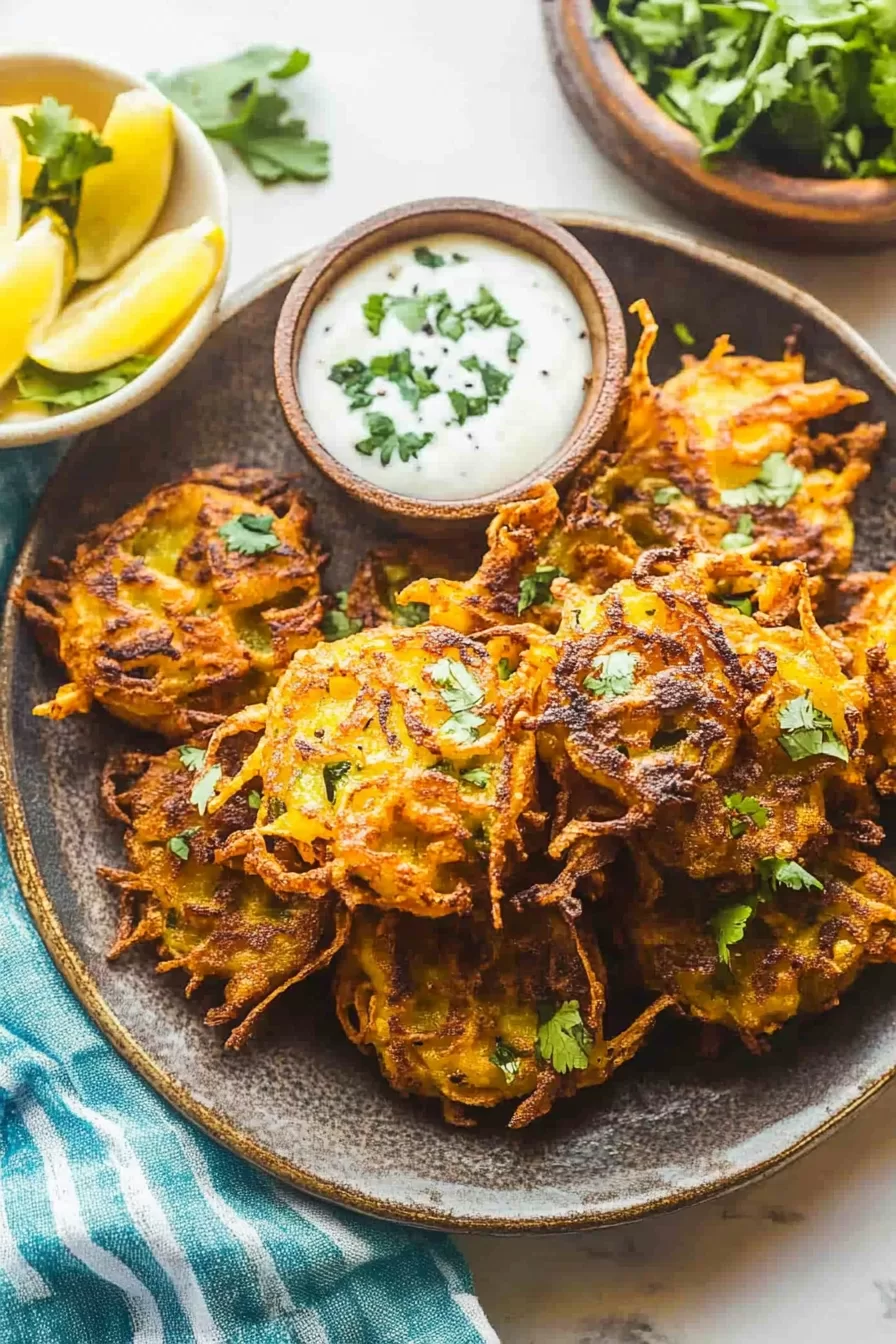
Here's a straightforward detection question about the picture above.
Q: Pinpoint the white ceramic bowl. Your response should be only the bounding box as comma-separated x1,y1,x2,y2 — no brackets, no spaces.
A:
0,51,230,450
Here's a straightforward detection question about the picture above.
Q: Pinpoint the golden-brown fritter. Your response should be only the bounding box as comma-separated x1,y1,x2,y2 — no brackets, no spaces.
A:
204,623,539,925
98,730,347,1048
627,840,896,1043
833,568,896,793
569,301,882,583
523,549,869,888
15,465,325,738
335,903,670,1127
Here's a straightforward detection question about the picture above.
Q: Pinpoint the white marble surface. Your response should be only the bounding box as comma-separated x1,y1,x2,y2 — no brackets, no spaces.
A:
5,3,896,1339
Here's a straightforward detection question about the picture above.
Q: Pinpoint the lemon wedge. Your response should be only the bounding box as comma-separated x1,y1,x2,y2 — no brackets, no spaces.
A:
0,212,71,389
0,112,23,246
29,216,224,373
76,90,175,281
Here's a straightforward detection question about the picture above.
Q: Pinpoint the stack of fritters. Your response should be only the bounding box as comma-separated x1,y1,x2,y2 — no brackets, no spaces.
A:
17,305,896,1128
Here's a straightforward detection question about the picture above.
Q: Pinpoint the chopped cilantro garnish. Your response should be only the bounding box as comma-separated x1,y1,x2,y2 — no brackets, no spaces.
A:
464,286,517,329
362,293,388,336
724,792,768,837
584,650,638,699
777,694,848,763
757,855,823,895
673,322,695,346
720,594,754,616
653,485,682,506
497,657,513,681
322,591,362,642
190,765,222,816
388,295,432,333
448,390,488,425
720,514,755,551
536,1000,593,1074
436,303,465,341
413,245,445,268
323,760,352,803
490,1039,522,1081
178,745,207,772
518,566,563,613
721,453,803,509
167,827,199,862
459,766,490,788
218,512,280,556
710,902,754,965
393,600,430,627
507,330,525,363
329,357,375,409
355,411,433,466
460,354,512,402
431,658,486,746
248,790,262,810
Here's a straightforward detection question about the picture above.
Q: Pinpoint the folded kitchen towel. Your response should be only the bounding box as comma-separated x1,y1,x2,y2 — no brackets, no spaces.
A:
0,442,497,1344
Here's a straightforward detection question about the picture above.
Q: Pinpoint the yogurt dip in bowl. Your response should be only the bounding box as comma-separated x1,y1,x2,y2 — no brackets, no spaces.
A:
274,197,626,529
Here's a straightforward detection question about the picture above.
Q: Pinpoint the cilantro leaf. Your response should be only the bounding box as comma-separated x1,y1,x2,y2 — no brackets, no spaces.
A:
653,485,682,505
218,512,280,556
355,411,433,466
248,790,262,810
15,97,112,229
497,657,513,681
518,566,563,613
436,304,465,341
757,856,823,895
322,591,362,641
150,47,329,186
584,650,638,699
721,452,803,509
464,286,518,329
388,295,431,333
431,658,487,746
323,760,352,803
190,765,222,816
178,745,207,772
393,600,430,627
720,594,754,616
15,356,154,409
413,245,445,268
167,827,200,862
711,902,755,965
720,514,755,551
507,331,525,362
362,294,388,336
777,694,849,762
673,322,695,346
724,792,768,837
460,354,512,403
440,709,486,746
490,1039,522,1081
459,766,490,788
536,1001,593,1074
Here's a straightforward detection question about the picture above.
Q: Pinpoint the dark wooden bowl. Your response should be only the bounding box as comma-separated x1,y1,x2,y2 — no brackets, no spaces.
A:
543,0,896,252
273,196,627,533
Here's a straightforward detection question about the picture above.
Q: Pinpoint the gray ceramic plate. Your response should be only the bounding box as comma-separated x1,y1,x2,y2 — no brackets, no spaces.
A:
4,214,896,1234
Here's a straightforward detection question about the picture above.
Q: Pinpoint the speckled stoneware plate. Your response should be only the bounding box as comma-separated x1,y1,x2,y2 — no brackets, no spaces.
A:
4,214,896,1234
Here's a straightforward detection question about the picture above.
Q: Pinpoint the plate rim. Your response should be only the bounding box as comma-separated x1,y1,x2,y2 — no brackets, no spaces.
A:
3,209,896,1234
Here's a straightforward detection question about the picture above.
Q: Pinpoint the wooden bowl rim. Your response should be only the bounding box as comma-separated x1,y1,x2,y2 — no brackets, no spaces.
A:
553,0,896,223
273,195,627,522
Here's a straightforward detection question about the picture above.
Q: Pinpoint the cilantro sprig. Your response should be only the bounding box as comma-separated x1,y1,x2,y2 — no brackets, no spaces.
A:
518,566,564,613
167,827,199,861
777,694,849,763
710,854,823,963
355,412,433,466
190,764,222,816
721,453,803,509
14,97,112,230
323,760,352,803
178,745,207,772
724,792,768,837
151,47,329,184
536,1001,593,1074
431,657,487,747
490,1039,522,1082
218,512,280,556
584,650,638,699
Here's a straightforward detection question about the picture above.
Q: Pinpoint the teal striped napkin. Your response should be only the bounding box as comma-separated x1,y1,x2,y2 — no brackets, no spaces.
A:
0,443,497,1344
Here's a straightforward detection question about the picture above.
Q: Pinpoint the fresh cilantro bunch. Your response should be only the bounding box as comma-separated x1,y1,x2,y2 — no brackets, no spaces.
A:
592,0,896,178
151,46,329,184
14,97,112,229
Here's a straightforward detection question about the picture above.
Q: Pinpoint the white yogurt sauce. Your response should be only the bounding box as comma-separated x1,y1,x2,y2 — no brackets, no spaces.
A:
297,233,594,501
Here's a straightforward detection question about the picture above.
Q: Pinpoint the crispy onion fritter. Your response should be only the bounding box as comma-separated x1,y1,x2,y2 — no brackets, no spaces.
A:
833,567,896,794
98,731,347,1047
627,840,896,1043
15,466,325,737
335,903,670,1127
203,624,539,924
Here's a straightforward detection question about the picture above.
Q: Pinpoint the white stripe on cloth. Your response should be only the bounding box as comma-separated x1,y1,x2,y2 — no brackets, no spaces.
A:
59,1087,221,1344
0,1171,51,1304
0,1067,165,1344
430,1246,500,1344
271,1184,373,1269
173,1128,303,1325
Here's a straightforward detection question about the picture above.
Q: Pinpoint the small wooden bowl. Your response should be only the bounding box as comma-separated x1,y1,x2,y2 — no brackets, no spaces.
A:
273,196,626,532
543,0,896,252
